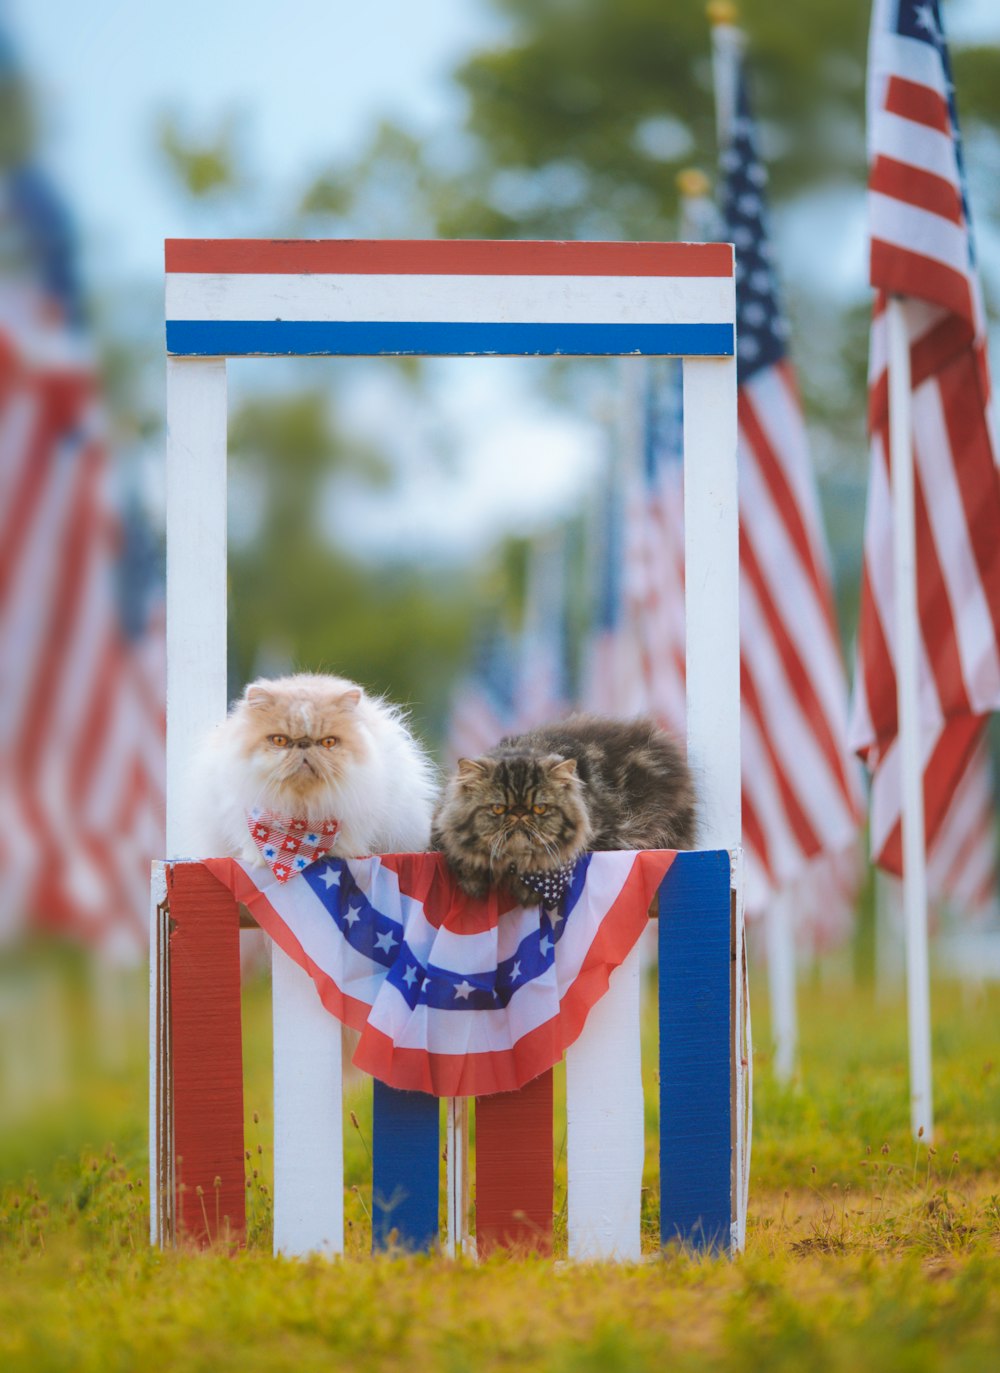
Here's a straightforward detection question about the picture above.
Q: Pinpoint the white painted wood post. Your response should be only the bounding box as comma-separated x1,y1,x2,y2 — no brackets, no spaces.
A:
165,356,228,858
765,889,797,1084
683,355,741,852
271,944,345,1256
565,942,644,1261
887,296,933,1142
446,1097,469,1258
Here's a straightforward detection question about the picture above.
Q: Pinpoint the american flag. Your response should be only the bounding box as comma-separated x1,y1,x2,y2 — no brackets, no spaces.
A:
583,431,646,718
850,0,1000,874
622,359,686,739
513,532,575,731
718,47,863,911
927,738,999,928
445,620,519,763
0,157,165,958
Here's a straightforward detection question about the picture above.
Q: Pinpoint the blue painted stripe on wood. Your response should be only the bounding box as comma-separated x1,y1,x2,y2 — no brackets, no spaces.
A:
165,320,735,358
371,1080,439,1253
659,849,732,1253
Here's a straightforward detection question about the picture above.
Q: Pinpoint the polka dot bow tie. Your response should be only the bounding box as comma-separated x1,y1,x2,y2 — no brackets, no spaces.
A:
519,862,576,908
247,806,340,883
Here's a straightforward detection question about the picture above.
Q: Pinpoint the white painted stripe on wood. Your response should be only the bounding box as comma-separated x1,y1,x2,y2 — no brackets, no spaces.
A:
683,355,741,851
446,1097,469,1258
565,942,644,1261
271,943,344,1257
166,272,734,327
165,358,228,858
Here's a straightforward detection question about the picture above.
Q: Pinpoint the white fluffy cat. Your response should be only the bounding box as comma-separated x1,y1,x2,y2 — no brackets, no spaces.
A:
190,672,438,864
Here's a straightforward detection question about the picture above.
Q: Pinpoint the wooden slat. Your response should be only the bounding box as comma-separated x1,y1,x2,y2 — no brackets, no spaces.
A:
168,861,245,1246
565,942,644,1260
371,1080,440,1253
166,238,735,278
476,1070,553,1256
272,943,344,1256
659,850,732,1252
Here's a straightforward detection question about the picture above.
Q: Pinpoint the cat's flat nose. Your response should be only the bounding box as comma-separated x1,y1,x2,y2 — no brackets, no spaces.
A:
294,738,312,749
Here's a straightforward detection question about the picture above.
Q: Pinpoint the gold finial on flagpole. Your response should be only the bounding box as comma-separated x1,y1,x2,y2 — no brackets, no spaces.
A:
676,168,711,200
706,1,739,25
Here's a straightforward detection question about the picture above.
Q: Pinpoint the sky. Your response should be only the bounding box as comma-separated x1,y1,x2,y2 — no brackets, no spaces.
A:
8,0,1000,560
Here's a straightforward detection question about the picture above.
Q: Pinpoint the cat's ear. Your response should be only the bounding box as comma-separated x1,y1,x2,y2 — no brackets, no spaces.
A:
546,756,578,784
338,688,363,710
456,757,490,784
243,683,274,709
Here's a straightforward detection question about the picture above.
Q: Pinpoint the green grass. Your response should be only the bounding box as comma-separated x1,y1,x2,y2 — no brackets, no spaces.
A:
2,956,999,1372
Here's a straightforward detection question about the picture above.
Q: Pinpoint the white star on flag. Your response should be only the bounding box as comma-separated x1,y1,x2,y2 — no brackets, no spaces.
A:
403,965,418,986
343,904,361,927
453,979,474,1000
540,935,552,955
510,960,521,982
320,868,341,888
374,929,398,953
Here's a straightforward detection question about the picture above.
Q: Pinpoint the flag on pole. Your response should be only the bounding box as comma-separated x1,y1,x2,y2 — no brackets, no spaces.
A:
715,41,863,910
514,532,574,731
445,620,519,763
851,0,1000,874
0,149,165,957
583,425,647,718
928,738,999,928
623,359,687,739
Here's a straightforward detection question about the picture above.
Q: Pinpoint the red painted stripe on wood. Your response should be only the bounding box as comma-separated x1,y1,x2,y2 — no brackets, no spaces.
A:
168,862,246,1247
165,238,734,278
475,1070,553,1256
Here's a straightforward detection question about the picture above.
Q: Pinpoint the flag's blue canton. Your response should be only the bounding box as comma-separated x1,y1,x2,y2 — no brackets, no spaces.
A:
643,359,683,487
473,623,519,728
303,855,589,1011
719,67,789,384
894,0,975,267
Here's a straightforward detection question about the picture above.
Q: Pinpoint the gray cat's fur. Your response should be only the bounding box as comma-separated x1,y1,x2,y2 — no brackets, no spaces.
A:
431,714,696,904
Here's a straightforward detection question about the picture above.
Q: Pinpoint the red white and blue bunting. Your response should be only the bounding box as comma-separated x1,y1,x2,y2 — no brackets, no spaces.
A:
206,849,675,1096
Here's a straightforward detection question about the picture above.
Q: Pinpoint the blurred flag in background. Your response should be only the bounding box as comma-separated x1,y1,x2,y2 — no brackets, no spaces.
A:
0,41,164,961
851,0,1000,881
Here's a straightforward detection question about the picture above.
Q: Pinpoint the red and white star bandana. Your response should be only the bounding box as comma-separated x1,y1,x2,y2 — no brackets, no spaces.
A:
247,806,340,883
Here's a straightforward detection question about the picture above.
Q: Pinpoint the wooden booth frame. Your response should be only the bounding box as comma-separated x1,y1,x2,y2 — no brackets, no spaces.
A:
154,238,748,1258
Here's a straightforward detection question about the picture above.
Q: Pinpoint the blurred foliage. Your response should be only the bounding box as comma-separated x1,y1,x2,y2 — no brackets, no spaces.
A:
156,111,249,200
148,0,1000,730
223,387,482,743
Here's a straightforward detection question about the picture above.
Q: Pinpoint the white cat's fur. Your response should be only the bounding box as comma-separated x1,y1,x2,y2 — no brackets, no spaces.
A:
190,672,438,864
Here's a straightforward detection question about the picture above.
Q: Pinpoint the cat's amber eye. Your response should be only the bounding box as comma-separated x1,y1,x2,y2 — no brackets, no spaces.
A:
268,734,291,748
320,736,338,749
491,804,506,815
532,804,547,815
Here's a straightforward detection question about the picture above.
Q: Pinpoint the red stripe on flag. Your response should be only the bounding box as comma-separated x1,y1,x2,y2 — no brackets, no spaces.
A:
870,240,974,324
165,238,734,279
739,653,822,861
875,717,984,875
884,76,951,135
869,155,963,226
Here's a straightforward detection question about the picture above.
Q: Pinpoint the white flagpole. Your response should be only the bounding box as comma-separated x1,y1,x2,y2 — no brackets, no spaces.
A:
708,3,798,1084
886,294,933,1141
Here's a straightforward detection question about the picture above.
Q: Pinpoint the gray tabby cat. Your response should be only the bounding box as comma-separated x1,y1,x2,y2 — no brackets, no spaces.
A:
431,714,696,905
